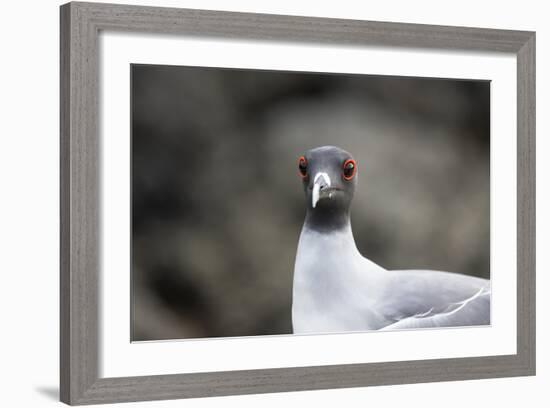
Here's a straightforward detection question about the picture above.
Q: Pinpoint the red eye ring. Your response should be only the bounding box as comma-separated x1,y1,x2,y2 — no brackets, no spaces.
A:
342,159,356,181
297,156,309,179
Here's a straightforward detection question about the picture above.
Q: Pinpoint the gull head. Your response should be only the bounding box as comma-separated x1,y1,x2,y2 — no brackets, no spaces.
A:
297,145,358,211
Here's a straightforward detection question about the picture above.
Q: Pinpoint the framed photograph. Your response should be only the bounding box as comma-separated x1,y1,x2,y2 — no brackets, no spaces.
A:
60,2,535,405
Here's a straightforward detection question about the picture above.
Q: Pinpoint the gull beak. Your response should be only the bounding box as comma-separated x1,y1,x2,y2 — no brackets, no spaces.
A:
312,172,331,208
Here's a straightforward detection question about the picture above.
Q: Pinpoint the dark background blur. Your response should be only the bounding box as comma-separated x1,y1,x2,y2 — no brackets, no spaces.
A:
131,64,490,341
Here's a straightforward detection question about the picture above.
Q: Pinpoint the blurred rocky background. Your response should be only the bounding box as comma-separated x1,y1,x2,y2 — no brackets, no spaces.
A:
131,64,490,341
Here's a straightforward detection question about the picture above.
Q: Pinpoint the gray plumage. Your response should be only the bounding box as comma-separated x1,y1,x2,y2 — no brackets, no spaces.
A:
292,146,490,334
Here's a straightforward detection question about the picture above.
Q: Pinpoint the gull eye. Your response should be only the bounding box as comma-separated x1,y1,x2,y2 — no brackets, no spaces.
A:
342,159,356,180
298,156,308,179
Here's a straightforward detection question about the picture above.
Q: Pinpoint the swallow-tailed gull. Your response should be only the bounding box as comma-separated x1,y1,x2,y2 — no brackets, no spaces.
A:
292,146,490,333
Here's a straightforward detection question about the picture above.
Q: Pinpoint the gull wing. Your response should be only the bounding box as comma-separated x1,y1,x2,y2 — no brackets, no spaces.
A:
376,269,490,330
380,286,490,330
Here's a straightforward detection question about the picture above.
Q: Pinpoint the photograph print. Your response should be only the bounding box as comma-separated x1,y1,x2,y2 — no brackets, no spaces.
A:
131,64,490,341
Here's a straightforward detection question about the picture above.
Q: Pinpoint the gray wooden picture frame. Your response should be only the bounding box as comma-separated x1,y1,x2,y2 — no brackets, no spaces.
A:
60,1,536,405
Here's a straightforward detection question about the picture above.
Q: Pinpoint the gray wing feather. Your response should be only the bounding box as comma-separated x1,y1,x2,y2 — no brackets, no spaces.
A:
377,270,490,330
380,287,490,330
